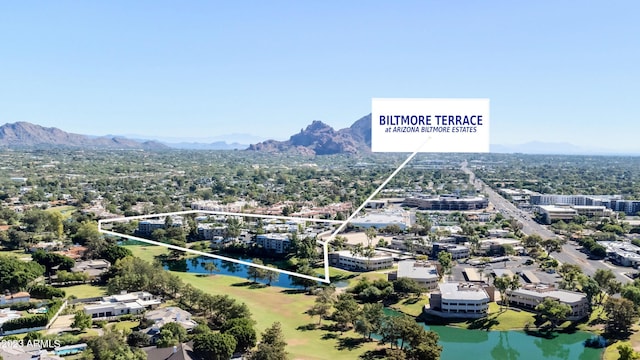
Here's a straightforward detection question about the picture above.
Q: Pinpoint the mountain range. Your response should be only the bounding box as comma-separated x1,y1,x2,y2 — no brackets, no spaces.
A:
0,120,634,155
247,114,372,155
0,122,167,150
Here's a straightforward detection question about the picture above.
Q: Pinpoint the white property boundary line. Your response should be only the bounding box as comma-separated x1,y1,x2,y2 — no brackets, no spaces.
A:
99,145,424,284
99,210,343,284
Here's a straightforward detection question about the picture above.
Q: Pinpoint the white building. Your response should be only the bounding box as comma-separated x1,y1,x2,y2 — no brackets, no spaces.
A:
256,233,291,254
197,223,227,240
388,260,439,290
350,209,411,230
328,250,394,271
536,205,578,224
83,291,161,319
432,243,470,260
144,306,198,332
507,285,589,320
429,282,490,318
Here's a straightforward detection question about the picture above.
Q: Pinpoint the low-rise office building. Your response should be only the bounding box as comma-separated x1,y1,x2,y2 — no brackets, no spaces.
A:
507,285,589,320
350,209,411,230
328,250,393,271
404,194,488,211
388,260,439,290
432,243,470,260
429,282,490,318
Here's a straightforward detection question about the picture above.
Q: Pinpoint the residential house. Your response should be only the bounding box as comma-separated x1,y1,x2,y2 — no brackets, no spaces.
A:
0,292,30,306
83,291,161,319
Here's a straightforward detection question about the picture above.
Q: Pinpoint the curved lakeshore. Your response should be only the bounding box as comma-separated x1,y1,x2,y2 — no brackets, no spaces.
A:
156,252,603,360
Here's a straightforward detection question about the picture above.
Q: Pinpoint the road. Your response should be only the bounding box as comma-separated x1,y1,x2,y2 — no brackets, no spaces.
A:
461,161,631,284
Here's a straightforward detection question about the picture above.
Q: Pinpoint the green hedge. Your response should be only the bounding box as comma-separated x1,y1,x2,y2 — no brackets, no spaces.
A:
29,284,66,299
1,314,48,331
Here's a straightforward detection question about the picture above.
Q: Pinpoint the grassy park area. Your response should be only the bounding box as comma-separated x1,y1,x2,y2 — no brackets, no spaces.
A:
174,272,383,360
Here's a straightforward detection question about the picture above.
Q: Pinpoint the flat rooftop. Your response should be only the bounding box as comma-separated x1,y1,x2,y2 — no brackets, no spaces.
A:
440,282,489,301
397,260,438,279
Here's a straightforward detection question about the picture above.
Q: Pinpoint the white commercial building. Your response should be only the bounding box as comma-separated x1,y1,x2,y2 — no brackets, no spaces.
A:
328,250,394,271
350,209,411,230
429,282,490,318
507,285,589,320
388,260,439,290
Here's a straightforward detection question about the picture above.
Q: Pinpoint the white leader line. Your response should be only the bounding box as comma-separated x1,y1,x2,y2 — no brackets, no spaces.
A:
99,210,345,224
327,150,422,240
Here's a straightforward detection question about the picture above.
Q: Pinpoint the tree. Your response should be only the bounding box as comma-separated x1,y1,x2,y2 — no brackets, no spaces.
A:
333,293,361,332
621,284,640,308
193,332,237,360
393,278,424,298
494,275,510,311
535,298,571,330
604,297,638,336
364,227,377,247
437,251,452,279
264,265,280,286
247,259,267,283
307,287,335,325
617,343,640,360
72,220,103,245
157,322,187,346
354,303,383,340
100,245,132,264
225,323,257,353
288,264,319,291
127,331,150,347
85,330,146,360
32,249,75,273
203,261,219,276
71,310,92,331
249,322,287,360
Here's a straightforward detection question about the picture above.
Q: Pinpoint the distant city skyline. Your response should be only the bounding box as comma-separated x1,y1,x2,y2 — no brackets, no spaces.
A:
1,2,638,151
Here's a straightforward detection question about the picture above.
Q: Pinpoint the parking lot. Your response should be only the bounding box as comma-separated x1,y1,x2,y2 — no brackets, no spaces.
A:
450,256,561,285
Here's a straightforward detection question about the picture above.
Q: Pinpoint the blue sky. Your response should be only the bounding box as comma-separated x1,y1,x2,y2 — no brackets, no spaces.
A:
0,1,638,149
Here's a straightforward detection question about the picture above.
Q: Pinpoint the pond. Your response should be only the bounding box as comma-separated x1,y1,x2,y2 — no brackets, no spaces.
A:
162,255,309,289
164,255,604,360
429,325,602,360
382,309,603,360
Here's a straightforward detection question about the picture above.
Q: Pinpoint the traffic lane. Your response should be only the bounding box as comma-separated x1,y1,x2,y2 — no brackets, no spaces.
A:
553,243,631,284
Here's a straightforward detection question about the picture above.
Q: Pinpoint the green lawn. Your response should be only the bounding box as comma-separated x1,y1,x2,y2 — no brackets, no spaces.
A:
45,205,78,219
109,320,141,333
125,244,168,263
440,303,537,331
389,296,429,317
0,249,31,260
173,272,384,360
602,325,640,360
63,284,107,299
